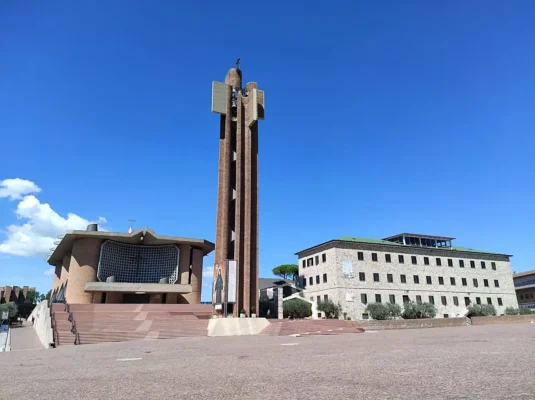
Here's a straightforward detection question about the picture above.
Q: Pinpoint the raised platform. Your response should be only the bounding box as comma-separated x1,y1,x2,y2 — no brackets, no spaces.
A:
84,282,192,294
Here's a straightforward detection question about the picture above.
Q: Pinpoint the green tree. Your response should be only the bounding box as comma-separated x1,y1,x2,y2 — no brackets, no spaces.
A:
466,304,496,317
365,303,402,320
272,264,299,280
402,302,437,319
45,290,52,301
0,302,19,323
506,307,533,315
25,290,40,304
283,298,312,319
317,300,342,319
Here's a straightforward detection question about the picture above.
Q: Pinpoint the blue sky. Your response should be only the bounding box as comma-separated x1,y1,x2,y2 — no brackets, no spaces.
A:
1,1,534,300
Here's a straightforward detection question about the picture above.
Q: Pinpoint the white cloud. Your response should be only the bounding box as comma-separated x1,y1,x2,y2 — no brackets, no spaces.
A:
202,266,214,277
0,178,107,258
44,267,55,276
0,178,41,200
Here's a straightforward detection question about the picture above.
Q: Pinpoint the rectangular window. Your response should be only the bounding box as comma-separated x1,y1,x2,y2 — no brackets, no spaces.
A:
398,255,404,264
444,314,449,318
424,257,429,265
375,294,382,303
476,297,481,305
459,260,464,268
387,273,393,283
464,297,471,306
416,295,422,304
462,278,467,286
497,298,503,306
483,279,489,287
400,274,406,283
389,294,395,304
494,279,499,288
358,252,364,261
450,277,456,286
441,296,447,306
372,253,378,262
322,253,327,263
373,273,380,282
323,273,327,283
361,293,367,304
385,254,391,263
491,261,496,270
470,260,475,268
302,260,306,269
413,275,419,284
362,313,369,320
316,275,320,284
308,258,313,267
310,297,313,302
359,272,365,282
324,294,329,301
411,256,417,265
315,255,319,265
426,276,432,285
448,259,453,267
481,261,486,269
438,276,444,285
403,295,410,303
429,296,435,304
473,278,478,288
317,295,321,303
453,296,459,306
436,258,442,266
309,277,313,285
487,297,492,305
302,278,306,288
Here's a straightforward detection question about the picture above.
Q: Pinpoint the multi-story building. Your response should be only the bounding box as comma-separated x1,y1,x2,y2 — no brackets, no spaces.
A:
513,270,535,310
0,285,36,304
296,233,518,320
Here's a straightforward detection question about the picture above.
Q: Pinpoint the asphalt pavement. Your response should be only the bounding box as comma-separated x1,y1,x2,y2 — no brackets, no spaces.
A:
0,323,533,400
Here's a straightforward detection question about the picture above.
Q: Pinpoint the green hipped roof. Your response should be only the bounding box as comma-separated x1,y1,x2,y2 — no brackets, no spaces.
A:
338,236,507,256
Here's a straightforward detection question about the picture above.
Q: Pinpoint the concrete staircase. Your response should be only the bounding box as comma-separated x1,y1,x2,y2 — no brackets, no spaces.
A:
260,319,364,336
62,304,212,346
51,303,76,346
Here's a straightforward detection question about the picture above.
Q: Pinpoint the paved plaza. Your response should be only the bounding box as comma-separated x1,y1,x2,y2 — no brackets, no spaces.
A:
0,324,533,400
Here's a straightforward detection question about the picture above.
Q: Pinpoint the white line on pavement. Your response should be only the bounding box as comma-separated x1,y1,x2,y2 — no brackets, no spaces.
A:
117,358,143,362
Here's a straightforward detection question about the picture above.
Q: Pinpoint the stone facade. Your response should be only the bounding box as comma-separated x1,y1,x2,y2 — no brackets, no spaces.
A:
513,270,535,311
297,239,518,320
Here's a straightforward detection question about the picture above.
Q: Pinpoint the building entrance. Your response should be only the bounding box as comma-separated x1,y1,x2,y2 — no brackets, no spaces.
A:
123,293,151,304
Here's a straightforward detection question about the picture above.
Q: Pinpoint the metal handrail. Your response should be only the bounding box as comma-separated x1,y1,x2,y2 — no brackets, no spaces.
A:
51,311,59,347
71,317,80,345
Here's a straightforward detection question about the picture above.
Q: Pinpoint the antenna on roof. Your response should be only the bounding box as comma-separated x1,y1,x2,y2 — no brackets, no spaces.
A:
128,219,136,233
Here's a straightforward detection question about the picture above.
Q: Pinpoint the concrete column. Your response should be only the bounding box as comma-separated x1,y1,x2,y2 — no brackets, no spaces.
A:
65,238,100,304
278,287,283,319
178,244,191,285
60,253,71,285
150,294,162,304
93,292,103,304
4,287,12,303
183,248,202,304
105,292,123,303
52,263,62,293
166,293,178,304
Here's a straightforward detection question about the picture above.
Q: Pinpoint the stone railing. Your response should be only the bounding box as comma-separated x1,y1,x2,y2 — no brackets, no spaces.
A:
471,315,535,325
353,317,468,330
27,300,54,349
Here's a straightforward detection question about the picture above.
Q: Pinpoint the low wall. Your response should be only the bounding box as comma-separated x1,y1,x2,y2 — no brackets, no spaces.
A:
208,318,270,337
471,315,535,325
27,300,54,349
355,317,468,331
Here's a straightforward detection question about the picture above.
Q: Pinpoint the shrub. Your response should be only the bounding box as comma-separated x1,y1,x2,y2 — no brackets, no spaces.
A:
505,307,518,315
466,304,496,317
402,302,437,319
0,302,18,323
317,300,342,319
283,299,312,319
365,302,402,320
505,307,533,315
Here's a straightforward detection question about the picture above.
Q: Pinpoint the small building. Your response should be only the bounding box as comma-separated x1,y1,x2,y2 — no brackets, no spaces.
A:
513,270,535,310
296,233,519,321
47,224,214,305
258,278,301,318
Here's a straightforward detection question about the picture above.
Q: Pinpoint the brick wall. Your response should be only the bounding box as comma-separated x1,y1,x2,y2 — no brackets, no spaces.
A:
471,315,535,325
353,317,468,330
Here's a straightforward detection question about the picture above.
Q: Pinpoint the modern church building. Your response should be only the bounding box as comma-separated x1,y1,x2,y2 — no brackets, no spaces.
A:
296,233,519,320
47,224,214,305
